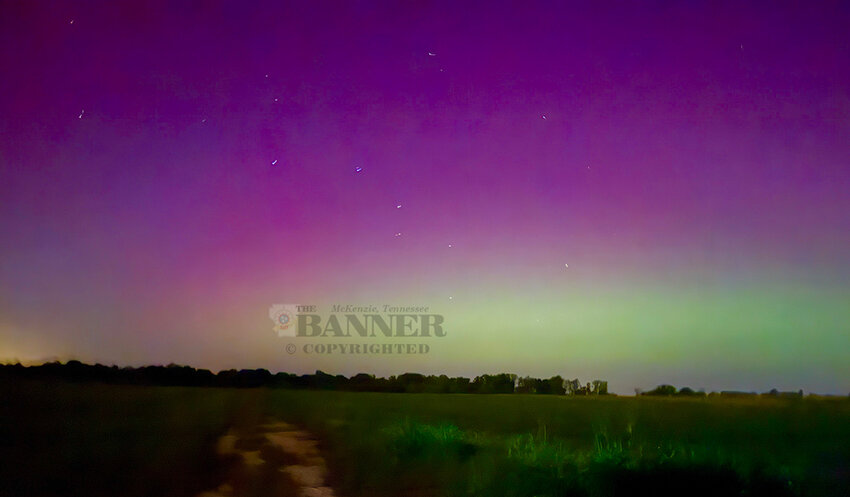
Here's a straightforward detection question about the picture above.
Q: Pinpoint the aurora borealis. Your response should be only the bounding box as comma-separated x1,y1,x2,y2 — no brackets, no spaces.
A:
1,1,848,394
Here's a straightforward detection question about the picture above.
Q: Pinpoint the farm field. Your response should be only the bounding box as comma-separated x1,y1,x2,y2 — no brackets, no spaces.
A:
2,380,849,497
4,3,849,497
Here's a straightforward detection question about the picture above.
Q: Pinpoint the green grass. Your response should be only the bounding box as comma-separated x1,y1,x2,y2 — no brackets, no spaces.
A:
2,382,849,496
261,391,850,497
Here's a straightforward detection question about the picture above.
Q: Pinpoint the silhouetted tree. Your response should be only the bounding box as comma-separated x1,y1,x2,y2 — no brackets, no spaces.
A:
549,376,566,395
643,385,677,396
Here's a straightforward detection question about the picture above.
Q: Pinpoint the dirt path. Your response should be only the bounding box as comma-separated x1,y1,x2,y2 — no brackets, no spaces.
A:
197,420,335,497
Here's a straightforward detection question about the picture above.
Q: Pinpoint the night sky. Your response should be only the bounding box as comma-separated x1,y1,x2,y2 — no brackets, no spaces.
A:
1,1,849,394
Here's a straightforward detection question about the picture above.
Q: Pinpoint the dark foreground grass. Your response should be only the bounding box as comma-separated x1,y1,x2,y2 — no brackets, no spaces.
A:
261,391,850,497
2,381,849,496
0,379,249,497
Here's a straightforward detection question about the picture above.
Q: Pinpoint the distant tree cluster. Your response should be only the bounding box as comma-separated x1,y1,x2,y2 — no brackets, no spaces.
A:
0,361,609,395
638,384,806,398
516,377,609,395
639,384,685,396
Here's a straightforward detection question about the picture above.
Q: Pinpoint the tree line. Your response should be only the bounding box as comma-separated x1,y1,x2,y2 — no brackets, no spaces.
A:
637,384,806,398
0,360,610,394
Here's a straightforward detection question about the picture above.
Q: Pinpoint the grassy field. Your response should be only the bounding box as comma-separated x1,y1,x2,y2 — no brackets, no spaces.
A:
0,380,246,497
263,391,850,497
2,380,849,496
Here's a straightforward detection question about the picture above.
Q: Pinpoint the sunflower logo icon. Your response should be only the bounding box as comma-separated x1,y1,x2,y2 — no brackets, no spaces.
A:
269,304,298,337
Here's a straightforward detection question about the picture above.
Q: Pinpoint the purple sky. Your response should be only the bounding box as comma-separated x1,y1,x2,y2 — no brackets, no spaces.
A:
1,1,849,393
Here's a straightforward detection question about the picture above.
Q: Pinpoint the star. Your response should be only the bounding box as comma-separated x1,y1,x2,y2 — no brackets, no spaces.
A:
542,114,547,120
78,110,84,119
428,52,436,56
354,166,363,173
448,296,453,300
394,232,402,237
396,204,402,209
69,20,74,25
564,263,569,269
271,160,278,166
448,244,452,248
